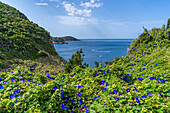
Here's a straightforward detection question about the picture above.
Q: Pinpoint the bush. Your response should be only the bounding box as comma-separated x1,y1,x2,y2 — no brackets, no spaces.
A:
64,48,88,73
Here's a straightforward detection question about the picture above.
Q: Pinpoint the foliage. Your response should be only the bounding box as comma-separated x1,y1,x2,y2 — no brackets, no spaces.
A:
0,1,170,113
0,1,67,73
52,36,80,41
52,37,65,42
94,61,99,68
167,18,170,29
0,24,169,112
64,48,89,73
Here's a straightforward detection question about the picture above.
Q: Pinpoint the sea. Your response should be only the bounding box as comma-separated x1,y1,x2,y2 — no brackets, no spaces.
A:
53,39,133,68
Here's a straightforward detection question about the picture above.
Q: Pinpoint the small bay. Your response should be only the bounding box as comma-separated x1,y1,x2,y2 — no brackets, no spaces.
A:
54,39,133,68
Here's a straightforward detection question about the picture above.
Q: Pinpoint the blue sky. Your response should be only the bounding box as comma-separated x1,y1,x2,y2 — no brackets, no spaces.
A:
1,0,170,39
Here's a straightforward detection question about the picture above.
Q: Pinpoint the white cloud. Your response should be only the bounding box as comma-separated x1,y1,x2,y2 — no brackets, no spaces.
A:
35,3,48,6
62,1,92,17
48,0,59,2
56,16,98,25
80,0,103,8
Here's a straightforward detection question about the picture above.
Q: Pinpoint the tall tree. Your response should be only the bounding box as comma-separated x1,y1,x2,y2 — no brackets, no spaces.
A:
167,18,170,29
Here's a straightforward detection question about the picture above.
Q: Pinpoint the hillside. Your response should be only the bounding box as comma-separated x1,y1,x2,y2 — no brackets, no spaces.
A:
0,1,67,74
52,37,68,44
52,36,80,41
0,21,169,113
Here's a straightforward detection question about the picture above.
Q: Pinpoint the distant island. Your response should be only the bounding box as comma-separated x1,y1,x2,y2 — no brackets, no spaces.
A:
52,36,80,44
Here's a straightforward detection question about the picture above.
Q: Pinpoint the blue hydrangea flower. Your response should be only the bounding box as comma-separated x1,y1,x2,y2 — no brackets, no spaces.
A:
126,88,130,92
53,86,57,90
17,89,20,93
78,99,83,105
115,97,119,101
138,77,144,81
61,93,64,97
0,78,2,81
30,74,32,76
66,107,68,111
13,90,17,94
147,92,151,96
11,78,16,82
78,86,81,88
12,103,14,106
3,81,7,84
95,72,97,76
113,90,118,94
66,99,68,103
136,98,140,103
70,74,75,77
20,75,22,78
78,93,81,97
160,79,165,83
106,83,109,86
143,68,145,70
103,71,106,74
71,110,74,113
100,80,105,85
157,93,162,96
62,75,65,77
149,77,156,80
141,95,147,99
71,100,74,104
102,87,107,91
10,94,14,99
46,74,49,78
50,77,53,79
123,76,129,81
67,94,69,98
0,85,3,89
15,100,18,103
61,103,65,109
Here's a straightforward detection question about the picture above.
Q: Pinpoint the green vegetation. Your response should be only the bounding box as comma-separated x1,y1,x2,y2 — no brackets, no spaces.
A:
53,37,65,43
0,1,169,113
52,36,80,41
167,18,170,29
0,24,169,112
0,1,67,74
64,48,89,73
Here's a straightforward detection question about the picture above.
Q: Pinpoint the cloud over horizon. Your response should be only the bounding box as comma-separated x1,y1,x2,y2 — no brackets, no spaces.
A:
35,3,48,6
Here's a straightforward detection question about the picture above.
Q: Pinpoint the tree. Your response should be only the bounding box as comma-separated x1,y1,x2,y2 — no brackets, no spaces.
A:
64,48,88,73
167,18,170,29
94,61,99,68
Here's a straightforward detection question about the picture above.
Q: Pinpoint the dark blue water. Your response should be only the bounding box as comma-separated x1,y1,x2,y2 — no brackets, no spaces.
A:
54,39,133,68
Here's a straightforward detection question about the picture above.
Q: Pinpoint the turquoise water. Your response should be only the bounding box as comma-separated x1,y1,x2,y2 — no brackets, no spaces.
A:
54,39,133,68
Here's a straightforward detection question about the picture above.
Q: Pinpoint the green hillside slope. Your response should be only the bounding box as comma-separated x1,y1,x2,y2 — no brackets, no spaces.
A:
0,1,67,74
52,36,80,41
0,24,169,112
0,1,169,113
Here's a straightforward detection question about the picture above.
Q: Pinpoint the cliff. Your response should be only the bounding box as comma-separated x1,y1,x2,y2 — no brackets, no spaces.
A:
0,1,67,74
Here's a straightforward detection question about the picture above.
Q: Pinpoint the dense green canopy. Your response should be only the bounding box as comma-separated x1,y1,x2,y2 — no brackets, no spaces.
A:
0,1,67,74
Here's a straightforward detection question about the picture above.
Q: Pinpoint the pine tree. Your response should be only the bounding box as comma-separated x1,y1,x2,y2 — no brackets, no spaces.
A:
64,48,88,73
167,18,170,29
